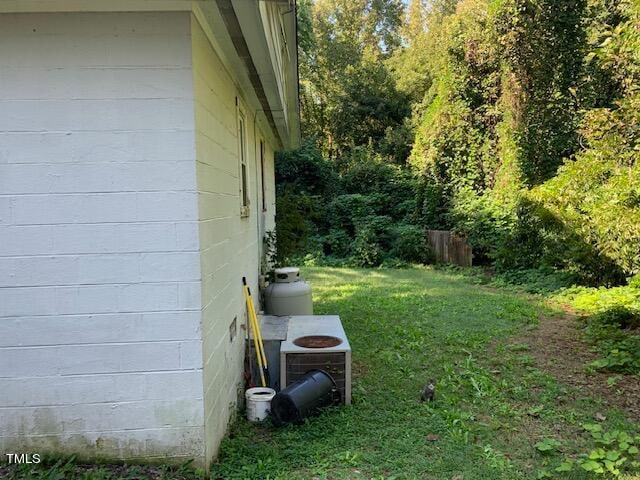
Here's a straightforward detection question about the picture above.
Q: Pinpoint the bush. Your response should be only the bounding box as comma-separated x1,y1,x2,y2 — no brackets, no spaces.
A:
390,224,434,264
553,282,640,374
276,139,338,196
275,188,324,261
352,225,384,267
584,313,640,374
327,194,380,234
448,188,515,264
322,229,352,257
492,267,577,295
275,141,428,266
591,306,640,330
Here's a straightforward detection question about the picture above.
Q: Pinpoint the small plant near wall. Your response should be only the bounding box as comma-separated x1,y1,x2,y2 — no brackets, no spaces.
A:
261,230,278,282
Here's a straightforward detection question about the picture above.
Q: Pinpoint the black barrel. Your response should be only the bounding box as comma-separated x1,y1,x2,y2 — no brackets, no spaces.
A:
271,369,337,426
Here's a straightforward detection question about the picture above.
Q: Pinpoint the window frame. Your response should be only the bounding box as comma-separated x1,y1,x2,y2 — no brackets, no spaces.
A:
237,103,250,218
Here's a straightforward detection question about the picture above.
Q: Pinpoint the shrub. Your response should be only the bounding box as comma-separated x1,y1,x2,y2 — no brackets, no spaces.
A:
327,194,380,234
448,188,515,264
492,267,577,295
555,283,640,375
322,229,352,258
275,188,324,261
390,224,434,264
275,139,338,196
352,225,384,267
591,306,640,330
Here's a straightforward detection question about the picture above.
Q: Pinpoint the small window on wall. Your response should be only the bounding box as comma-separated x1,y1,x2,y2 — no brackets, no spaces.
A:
237,106,249,218
260,140,267,212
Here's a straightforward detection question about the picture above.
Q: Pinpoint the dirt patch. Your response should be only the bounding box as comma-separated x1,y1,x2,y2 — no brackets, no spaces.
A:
510,312,640,423
352,360,369,379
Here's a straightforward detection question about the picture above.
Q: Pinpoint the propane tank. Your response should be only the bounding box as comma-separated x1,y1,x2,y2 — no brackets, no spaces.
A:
264,267,313,315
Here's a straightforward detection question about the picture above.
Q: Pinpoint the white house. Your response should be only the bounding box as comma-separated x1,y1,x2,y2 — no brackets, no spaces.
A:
0,0,300,468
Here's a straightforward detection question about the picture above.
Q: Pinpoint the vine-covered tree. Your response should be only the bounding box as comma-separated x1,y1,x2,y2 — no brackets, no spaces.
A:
279,0,639,283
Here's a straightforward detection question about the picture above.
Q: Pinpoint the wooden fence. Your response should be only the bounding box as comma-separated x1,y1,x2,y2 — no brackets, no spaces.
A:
427,230,473,267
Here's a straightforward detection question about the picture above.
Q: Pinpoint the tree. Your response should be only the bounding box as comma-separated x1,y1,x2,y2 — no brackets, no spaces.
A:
298,0,410,161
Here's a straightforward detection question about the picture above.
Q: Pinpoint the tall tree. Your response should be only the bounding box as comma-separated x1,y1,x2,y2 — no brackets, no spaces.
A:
297,0,410,161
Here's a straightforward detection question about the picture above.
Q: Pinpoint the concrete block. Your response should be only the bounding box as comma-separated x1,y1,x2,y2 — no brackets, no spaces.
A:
0,225,53,255
117,283,179,313
0,311,201,347
0,398,204,436
0,99,194,132
0,130,195,165
139,252,201,282
0,370,203,407
0,67,193,101
54,284,121,315
0,286,56,317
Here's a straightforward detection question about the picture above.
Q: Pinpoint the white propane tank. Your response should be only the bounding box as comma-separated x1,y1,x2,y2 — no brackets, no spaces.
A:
264,267,313,315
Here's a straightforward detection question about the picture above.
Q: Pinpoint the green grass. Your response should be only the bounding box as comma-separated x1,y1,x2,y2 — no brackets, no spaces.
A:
4,267,639,479
210,267,639,479
1,456,205,480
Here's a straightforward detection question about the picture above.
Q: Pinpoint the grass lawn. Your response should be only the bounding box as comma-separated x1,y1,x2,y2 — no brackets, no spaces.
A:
4,267,639,479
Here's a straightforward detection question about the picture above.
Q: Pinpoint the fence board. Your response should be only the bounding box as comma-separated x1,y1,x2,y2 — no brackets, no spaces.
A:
427,230,473,267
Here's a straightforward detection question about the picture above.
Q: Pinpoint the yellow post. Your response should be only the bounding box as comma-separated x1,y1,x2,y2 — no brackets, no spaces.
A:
243,278,268,387
248,291,268,368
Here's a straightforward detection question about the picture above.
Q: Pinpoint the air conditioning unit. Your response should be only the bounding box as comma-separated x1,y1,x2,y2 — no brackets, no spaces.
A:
279,315,351,405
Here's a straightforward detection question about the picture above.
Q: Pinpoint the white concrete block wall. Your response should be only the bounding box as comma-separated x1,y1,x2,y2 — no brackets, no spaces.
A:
0,12,206,463
190,17,277,465
0,10,280,467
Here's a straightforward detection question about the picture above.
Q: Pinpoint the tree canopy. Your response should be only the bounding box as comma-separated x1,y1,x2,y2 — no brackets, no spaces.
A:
275,0,639,284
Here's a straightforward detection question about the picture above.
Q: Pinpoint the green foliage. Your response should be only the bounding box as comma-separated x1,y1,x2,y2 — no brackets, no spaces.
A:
389,224,435,264
552,282,640,374
534,438,562,454
592,306,640,330
491,267,577,295
208,267,638,478
448,188,515,263
275,139,338,196
572,424,640,477
404,0,639,284
329,57,411,159
352,222,385,267
495,0,586,186
275,142,429,266
584,316,640,374
299,0,410,162
274,186,323,262
555,283,640,314
290,0,638,288
523,0,640,282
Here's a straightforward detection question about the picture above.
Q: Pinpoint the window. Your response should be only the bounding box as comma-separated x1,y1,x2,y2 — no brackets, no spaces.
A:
260,140,267,212
238,107,249,218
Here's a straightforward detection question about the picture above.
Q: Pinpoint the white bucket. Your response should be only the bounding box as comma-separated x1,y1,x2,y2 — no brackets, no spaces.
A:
245,387,276,422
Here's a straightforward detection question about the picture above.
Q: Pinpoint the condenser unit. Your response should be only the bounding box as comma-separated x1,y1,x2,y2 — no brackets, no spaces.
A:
279,315,352,404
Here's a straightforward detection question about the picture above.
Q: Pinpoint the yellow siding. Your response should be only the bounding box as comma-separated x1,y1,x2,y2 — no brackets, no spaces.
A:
190,15,277,465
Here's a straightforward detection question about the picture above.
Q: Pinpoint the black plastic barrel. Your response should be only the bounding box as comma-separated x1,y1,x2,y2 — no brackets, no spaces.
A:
271,369,337,426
